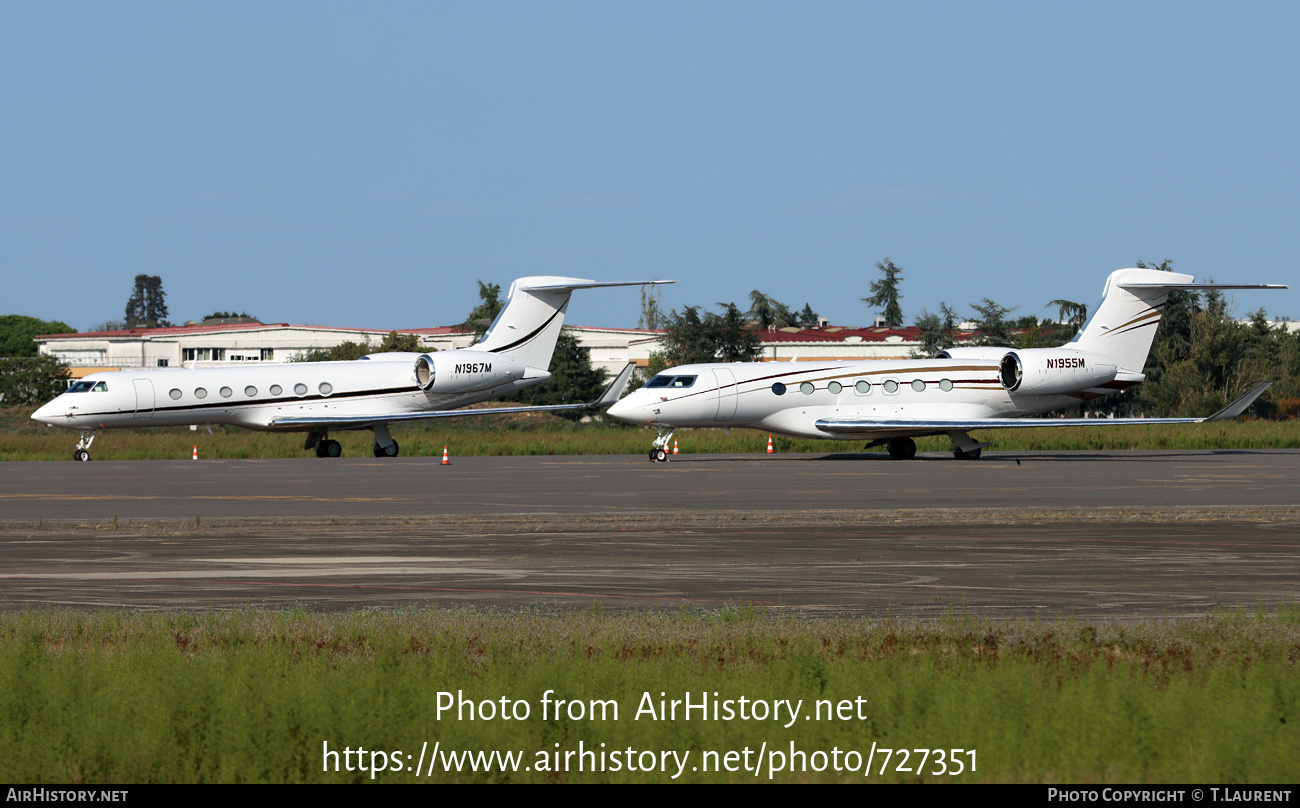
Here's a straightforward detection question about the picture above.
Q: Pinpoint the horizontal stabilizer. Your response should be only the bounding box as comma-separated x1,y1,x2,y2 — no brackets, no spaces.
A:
513,278,675,292
1119,283,1287,290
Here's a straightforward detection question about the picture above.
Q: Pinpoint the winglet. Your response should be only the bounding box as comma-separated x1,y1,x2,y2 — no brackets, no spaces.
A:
596,362,638,407
1204,381,1273,422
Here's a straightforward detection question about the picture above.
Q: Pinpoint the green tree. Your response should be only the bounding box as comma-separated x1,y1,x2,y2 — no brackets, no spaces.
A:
637,285,665,330
746,291,796,329
462,281,503,338
660,304,761,366
294,331,424,362
1047,299,1088,333
912,302,960,356
0,315,76,357
969,298,1017,347
124,275,170,328
797,303,820,328
0,355,70,405
504,328,608,420
201,311,257,322
863,258,904,327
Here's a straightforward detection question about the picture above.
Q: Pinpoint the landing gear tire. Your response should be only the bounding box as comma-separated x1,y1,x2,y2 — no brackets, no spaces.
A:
886,437,917,460
654,449,668,462
373,440,400,458
73,449,90,462
316,439,343,458
952,447,982,460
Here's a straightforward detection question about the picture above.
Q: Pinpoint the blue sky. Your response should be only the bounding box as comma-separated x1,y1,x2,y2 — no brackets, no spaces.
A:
2,2,1296,332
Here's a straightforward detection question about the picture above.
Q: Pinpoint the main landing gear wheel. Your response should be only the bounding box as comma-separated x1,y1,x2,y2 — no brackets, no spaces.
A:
316,439,343,458
73,449,90,462
886,437,917,460
373,440,400,458
952,447,982,460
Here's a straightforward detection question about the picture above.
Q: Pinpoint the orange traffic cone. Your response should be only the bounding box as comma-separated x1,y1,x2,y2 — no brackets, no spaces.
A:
441,445,451,465
673,438,679,455
192,445,198,460
766,434,774,454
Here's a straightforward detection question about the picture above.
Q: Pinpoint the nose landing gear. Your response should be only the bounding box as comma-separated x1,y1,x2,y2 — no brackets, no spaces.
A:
72,431,96,461
648,428,675,462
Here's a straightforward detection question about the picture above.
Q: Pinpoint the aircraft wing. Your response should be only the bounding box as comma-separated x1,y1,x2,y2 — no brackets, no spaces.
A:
269,362,638,428
814,381,1273,435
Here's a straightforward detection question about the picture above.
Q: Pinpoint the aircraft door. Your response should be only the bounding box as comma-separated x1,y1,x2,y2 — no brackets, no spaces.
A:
713,368,737,421
132,379,155,420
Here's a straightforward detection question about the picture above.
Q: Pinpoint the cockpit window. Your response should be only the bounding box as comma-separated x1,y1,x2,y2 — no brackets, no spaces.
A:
645,375,697,389
66,381,107,393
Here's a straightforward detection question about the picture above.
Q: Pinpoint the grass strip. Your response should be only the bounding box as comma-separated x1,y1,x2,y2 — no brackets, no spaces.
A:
4,405,1299,461
2,607,1297,783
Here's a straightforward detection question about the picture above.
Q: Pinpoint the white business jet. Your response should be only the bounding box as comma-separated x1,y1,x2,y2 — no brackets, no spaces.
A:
607,268,1284,461
33,277,668,460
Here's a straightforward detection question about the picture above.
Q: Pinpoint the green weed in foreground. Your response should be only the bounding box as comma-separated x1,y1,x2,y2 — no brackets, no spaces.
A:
3,404,1299,460
1,608,1297,783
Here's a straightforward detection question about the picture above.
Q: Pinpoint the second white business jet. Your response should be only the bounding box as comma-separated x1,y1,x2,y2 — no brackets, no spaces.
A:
607,268,1284,460
33,277,667,460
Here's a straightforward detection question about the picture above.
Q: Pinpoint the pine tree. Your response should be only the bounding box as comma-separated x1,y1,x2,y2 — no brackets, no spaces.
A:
863,258,904,327
124,275,170,328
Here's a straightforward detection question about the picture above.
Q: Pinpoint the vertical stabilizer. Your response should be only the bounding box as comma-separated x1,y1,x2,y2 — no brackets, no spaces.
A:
1071,268,1194,373
471,277,673,372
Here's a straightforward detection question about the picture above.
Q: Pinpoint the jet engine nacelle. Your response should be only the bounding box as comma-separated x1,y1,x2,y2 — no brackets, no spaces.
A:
413,351,524,393
997,349,1117,395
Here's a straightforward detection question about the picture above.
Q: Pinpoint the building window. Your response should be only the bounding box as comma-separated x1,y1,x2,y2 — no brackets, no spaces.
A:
183,348,220,362
261,348,275,361
157,359,169,367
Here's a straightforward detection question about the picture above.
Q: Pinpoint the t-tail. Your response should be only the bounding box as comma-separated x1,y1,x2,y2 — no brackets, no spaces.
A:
1071,268,1285,373
472,277,672,373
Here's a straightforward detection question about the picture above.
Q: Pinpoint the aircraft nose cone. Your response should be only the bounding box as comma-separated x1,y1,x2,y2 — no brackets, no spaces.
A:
31,402,57,426
607,396,635,423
